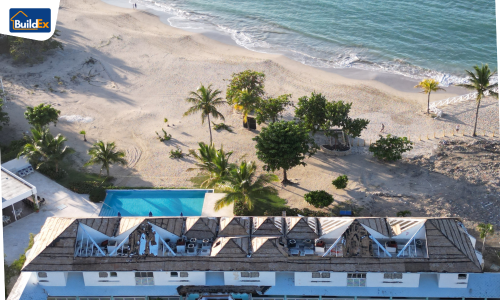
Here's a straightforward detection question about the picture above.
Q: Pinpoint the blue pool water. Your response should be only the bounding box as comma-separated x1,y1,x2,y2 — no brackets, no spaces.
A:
100,189,212,217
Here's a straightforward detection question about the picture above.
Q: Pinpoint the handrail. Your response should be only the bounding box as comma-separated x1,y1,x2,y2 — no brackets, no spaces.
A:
396,223,425,257
429,87,498,109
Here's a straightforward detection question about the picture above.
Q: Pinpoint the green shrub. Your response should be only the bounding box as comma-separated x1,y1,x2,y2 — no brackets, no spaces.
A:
332,175,348,189
38,164,67,180
156,128,172,142
304,190,334,208
263,206,331,217
89,187,106,203
169,147,184,159
369,134,413,161
212,121,233,132
8,30,63,64
69,181,101,194
0,139,27,163
397,210,411,217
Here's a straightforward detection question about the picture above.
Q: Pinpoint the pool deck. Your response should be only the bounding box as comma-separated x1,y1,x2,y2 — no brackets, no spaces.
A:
201,193,233,217
3,172,101,263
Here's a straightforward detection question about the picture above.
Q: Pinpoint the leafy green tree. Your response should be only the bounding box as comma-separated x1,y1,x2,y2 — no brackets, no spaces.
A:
215,160,278,211
84,141,127,177
256,94,293,124
304,190,334,208
183,84,226,144
477,223,494,254
414,78,446,114
24,103,61,127
8,30,63,64
18,126,74,172
253,121,317,184
233,89,261,126
369,134,413,161
294,92,328,134
458,64,498,136
0,97,9,131
226,70,265,106
189,142,234,188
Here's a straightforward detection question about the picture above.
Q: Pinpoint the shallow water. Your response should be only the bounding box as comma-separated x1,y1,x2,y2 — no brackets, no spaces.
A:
136,0,497,86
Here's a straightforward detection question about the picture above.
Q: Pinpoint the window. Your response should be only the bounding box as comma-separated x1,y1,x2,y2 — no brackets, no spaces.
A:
99,272,108,278
384,273,403,279
38,272,48,278
170,272,178,277
347,273,366,287
135,272,154,286
180,272,189,278
312,272,330,278
458,274,467,280
241,272,259,278
110,272,118,277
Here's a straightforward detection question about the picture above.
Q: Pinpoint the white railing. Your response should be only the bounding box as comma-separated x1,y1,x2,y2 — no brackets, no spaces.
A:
429,87,498,109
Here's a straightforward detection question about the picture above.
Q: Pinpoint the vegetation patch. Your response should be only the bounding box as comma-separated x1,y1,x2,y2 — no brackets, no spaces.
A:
5,233,34,297
332,175,348,189
212,122,233,132
369,134,413,161
89,187,106,203
304,190,334,208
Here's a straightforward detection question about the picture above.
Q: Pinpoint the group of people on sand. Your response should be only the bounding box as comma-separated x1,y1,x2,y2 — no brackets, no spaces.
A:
132,3,137,9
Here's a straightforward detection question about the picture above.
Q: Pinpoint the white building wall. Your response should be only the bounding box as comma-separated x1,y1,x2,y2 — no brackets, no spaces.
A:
37,272,67,286
154,271,206,286
294,272,346,286
437,273,469,288
83,272,135,286
224,272,275,286
366,273,420,288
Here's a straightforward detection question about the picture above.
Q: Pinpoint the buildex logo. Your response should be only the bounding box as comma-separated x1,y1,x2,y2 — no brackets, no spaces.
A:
9,8,51,33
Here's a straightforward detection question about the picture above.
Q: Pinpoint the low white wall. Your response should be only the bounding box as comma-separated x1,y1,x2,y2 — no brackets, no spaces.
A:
294,272,346,287
224,272,275,286
83,272,135,286
366,273,420,288
154,271,206,286
437,273,469,288
37,272,67,286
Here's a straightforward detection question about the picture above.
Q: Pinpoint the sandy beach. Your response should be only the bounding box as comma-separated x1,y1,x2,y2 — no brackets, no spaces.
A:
1,0,499,224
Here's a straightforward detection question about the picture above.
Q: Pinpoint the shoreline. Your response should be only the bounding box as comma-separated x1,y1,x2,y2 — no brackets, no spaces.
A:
101,0,467,96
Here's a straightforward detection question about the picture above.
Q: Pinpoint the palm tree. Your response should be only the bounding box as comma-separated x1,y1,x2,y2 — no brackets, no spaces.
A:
18,126,74,172
414,78,445,114
233,89,261,129
477,223,494,254
85,141,127,177
215,160,278,211
188,142,234,188
184,84,226,144
458,64,498,136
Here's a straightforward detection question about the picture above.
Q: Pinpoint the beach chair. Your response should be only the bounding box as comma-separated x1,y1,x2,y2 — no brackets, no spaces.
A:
3,215,11,224
15,209,23,218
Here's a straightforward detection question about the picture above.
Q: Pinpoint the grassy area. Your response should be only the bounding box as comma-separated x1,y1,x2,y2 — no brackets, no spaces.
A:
247,194,287,216
0,139,27,163
55,161,108,189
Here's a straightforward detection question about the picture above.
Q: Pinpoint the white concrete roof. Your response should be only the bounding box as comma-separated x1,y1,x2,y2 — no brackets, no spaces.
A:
1,167,36,209
2,157,31,173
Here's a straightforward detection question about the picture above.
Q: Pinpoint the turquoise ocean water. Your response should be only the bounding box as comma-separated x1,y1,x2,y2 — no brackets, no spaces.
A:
137,0,497,86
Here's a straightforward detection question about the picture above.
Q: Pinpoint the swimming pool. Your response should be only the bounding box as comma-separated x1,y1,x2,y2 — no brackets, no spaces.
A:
99,189,212,217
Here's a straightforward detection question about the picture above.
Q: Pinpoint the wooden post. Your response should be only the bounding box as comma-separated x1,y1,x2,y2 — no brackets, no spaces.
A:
443,129,445,137
426,134,429,140
433,131,435,139
363,139,365,147
418,135,421,141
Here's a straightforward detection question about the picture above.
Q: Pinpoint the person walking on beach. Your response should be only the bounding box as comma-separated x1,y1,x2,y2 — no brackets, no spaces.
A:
380,123,385,133
456,125,460,134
